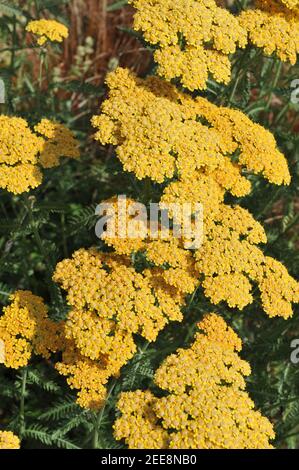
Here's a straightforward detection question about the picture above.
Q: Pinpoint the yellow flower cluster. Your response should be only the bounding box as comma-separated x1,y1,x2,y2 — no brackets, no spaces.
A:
114,313,275,449
55,340,114,410
97,195,201,296
97,196,148,255
34,119,80,168
256,256,299,318
0,116,79,194
0,431,20,449
101,194,299,317
196,205,299,316
0,248,188,409
0,116,43,193
92,68,299,318
92,68,290,188
239,0,299,64
129,0,247,90
26,19,68,46
0,288,110,409
0,291,63,369
52,248,186,408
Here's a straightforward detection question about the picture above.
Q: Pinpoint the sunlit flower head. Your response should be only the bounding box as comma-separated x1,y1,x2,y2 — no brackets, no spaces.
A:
0,431,20,449
0,115,79,194
26,19,68,46
114,314,275,449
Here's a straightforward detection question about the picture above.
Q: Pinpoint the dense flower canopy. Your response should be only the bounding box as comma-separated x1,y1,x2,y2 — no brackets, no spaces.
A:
92,68,299,319
52,248,187,408
129,0,247,90
114,314,275,449
0,116,79,194
26,19,69,46
129,0,299,79
0,0,298,452
0,246,189,410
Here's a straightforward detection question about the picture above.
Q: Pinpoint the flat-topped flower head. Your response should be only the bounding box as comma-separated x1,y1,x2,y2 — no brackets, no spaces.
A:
0,431,20,449
114,313,275,449
53,248,185,344
26,19,68,46
129,0,247,90
239,0,299,64
0,291,64,369
0,116,43,193
0,115,80,194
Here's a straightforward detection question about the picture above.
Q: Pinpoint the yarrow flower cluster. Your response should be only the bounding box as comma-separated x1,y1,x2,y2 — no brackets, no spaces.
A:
280,0,299,8
92,68,290,188
0,116,79,194
92,68,299,318
0,116,44,194
0,248,188,410
52,248,186,408
0,431,20,449
239,0,299,64
129,0,299,83
1,3,297,449
0,291,63,369
100,197,299,317
114,314,275,449
129,0,247,90
26,19,69,46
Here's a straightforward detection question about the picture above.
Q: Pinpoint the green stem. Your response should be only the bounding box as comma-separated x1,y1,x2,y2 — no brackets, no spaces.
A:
37,49,46,111
227,73,241,105
92,381,116,449
19,367,28,438
92,420,99,449
227,52,248,106
265,61,282,112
